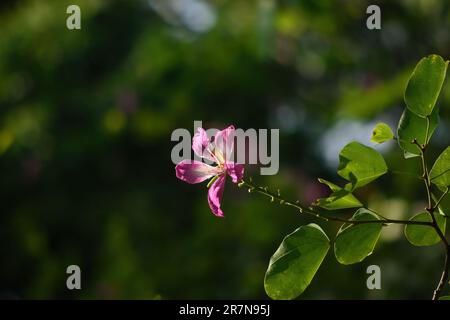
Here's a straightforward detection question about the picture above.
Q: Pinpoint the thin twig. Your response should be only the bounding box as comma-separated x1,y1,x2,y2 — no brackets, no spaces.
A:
239,180,433,227
413,137,450,300
433,247,450,300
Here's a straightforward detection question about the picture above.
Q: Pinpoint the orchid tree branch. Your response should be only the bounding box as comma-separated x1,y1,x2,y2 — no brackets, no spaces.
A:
239,128,450,300
412,137,450,300
238,179,433,227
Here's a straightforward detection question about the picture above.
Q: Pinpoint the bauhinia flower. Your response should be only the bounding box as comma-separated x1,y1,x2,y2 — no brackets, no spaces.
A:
175,125,244,217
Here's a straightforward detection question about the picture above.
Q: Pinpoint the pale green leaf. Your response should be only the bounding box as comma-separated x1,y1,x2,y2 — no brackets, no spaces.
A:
371,122,394,144
313,178,362,210
337,141,388,190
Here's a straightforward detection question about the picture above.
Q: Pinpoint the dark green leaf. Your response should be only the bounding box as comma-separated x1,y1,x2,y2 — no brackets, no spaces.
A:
397,107,439,158
404,212,446,246
434,193,450,218
430,147,450,190
334,209,382,265
264,224,330,300
405,54,448,117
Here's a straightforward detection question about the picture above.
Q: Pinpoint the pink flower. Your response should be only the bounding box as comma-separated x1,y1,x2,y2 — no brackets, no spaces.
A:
175,125,245,217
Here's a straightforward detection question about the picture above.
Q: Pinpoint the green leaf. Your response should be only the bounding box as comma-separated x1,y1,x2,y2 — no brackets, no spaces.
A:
313,178,362,210
430,147,450,190
404,54,448,117
439,296,450,300
337,141,388,190
334,209,382,265
371,122,394,144
404,212,446,246
264,224,330,300
397,107,439,159
434,193,450,217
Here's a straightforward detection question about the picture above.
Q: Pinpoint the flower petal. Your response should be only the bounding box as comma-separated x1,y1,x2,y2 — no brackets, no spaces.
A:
226,162,245,183
214,125,235,163
192,128,216,162
175,160,219,184
208,174,226,217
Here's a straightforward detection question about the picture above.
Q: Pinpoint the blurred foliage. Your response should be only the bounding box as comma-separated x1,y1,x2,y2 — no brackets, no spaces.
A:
1,0,450,299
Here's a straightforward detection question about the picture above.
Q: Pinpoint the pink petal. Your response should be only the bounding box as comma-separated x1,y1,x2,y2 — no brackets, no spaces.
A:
226,162,245,183
208,174,226,217
192,128,216,162
214,125,235,163
175,160,219,184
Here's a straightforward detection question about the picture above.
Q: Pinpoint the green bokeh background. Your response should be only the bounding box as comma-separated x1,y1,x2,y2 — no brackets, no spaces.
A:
1,0,450,299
